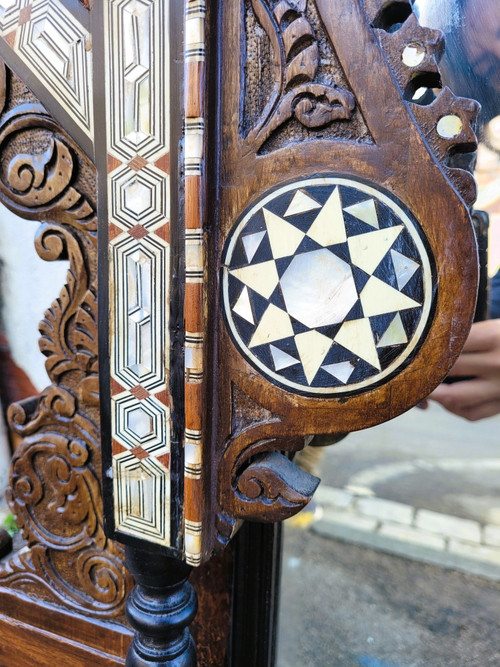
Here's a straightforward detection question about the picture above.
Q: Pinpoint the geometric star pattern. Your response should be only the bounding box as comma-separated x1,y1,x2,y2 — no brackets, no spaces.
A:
222,177,434,396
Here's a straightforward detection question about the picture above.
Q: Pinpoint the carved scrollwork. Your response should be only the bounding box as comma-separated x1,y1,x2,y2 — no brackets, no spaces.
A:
245,0,355,148
218,385,318,529
234,451,319,522
0,63,132,619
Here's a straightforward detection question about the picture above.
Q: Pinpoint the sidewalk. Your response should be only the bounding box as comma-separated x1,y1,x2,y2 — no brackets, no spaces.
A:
310,402,500,580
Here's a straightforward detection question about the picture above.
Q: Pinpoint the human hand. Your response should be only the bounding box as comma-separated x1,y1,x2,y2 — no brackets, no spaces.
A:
429,319,500,421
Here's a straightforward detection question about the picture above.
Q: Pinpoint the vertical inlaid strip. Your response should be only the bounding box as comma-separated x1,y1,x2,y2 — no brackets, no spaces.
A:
184,0,206,567
105,0,172,548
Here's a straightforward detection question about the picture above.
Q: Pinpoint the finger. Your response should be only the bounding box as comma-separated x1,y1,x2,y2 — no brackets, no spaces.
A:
461,319,500,353
429,379,500,411
447,352,496,377
445,400,500,422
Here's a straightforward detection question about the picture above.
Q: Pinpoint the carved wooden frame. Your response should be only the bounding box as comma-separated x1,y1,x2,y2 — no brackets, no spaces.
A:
0,0,481,663
0,59,132,621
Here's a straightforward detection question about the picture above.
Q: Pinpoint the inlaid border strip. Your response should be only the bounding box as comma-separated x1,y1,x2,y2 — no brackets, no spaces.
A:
184,0,206,567
105,0,172,548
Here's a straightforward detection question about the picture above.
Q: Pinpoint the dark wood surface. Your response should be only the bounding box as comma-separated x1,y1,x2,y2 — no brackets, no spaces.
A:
0,589,132,665
124,549,197,666
208,0,480,549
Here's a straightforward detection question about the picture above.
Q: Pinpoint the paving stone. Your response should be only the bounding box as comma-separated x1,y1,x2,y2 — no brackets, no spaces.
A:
483,524,500,548
320,508,378,532
378,523,446,550
355,496,414,525
415,509,481,543
448,540,500,565
315,486,353,509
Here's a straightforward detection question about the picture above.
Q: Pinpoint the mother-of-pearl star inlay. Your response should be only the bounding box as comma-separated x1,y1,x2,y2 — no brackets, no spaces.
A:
222,177,435,396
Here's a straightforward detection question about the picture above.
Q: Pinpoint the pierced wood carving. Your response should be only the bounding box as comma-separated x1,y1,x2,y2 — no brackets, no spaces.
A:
211,0,480,550
0,62,132,618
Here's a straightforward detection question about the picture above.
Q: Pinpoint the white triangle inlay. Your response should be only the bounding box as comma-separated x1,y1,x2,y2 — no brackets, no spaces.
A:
295,330,333,384
360,276,420,317
231,260,279,299
391,249,420,290
377,313,408,348
242,231,266,263
270,344,299,371
344,199,379,229
348,226,403,275
285,190,322,217
263,208,305,259
233,286,254,324
307,187,347,247
334,318,381,370
249,304,294,348
322,361,356,384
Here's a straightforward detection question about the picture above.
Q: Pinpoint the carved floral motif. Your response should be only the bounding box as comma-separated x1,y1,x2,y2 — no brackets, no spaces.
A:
0,62,132,618
245,0,355,148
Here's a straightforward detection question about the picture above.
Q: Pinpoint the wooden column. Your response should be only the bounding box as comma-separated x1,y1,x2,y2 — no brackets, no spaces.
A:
125,548,197,667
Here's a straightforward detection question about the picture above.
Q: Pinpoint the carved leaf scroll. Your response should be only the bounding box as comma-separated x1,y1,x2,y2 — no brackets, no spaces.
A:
235,451,320,521
245,0,355,148
0,63,132,619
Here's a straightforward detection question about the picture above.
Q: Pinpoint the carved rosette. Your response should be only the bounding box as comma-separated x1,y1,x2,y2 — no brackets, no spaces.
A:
0,62,132,618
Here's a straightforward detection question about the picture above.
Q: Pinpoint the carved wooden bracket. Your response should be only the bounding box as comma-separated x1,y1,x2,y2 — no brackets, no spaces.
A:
0,61,132,620
212,0,479,550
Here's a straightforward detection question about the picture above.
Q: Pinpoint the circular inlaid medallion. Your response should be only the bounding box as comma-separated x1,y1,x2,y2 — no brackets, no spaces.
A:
221,177,435,396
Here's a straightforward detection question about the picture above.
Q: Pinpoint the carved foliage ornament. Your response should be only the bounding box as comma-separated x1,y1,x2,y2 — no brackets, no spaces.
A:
0,63,132,617
244,0,356,148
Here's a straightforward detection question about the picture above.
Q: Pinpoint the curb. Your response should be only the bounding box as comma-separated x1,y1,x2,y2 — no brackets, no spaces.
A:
310,485,500,582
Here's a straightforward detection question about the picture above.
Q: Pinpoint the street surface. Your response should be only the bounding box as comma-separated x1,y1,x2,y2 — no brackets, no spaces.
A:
278,530,500,667
277,403,500,666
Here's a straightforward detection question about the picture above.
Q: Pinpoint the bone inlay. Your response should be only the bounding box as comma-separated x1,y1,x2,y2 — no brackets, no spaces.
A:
106,0,171,547
222,177,435,396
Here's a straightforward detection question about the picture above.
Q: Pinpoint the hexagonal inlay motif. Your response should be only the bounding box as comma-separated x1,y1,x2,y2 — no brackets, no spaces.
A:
110,164,168,230
114,393,168,452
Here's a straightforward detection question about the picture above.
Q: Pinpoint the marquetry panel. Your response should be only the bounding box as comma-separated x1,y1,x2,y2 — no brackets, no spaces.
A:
111,235,168,391
105,0,172,547
4,0,93,137
222,177,434,396
0,1,23,34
